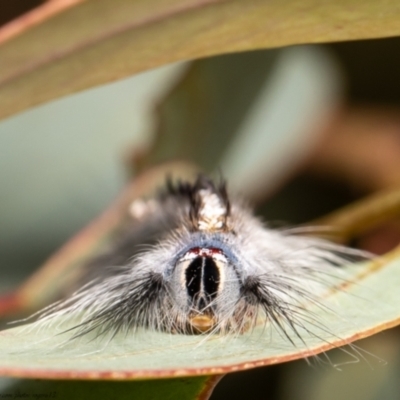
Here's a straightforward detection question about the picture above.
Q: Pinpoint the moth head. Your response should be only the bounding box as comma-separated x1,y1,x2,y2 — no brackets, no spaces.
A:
171,245,242,333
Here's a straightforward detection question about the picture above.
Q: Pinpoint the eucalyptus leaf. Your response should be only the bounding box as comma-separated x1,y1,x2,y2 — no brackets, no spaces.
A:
1,0,400,120
313,187,400,243
0,376,219,400
0,249,399,379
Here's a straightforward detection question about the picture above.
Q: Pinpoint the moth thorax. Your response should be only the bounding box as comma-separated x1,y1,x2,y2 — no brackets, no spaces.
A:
196,189,228,232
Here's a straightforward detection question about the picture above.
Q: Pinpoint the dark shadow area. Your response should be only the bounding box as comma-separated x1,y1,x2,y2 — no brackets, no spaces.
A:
0,0,44,26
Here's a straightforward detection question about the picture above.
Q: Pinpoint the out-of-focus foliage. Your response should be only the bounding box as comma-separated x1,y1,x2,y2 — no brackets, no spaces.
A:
141,46,341,201
2,0,400,120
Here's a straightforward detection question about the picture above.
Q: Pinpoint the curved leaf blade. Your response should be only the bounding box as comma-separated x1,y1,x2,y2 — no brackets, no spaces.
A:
1,0,400,120
313,187,400,244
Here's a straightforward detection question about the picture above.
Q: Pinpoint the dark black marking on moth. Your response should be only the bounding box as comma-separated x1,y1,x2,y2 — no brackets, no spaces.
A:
185,256,220,309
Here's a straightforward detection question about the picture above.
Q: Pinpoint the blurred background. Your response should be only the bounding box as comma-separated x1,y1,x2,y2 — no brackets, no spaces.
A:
1,1,400,399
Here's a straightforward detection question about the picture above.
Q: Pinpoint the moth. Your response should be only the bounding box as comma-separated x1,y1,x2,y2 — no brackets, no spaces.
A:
33,176,365,342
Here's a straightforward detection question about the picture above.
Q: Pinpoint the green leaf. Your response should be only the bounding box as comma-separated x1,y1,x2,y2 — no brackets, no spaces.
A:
0,376,219,400
1,0,400,120
0,249,399,379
